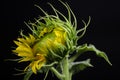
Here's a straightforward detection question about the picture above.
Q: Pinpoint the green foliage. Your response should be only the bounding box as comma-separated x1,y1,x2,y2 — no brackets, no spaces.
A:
77,44,112,65
70,59,93,74
23,69,33,80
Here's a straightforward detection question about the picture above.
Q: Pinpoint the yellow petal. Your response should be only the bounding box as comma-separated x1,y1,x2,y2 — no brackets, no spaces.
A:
14,41,22,46
18,52,33,57
16,46,32,53
14,41,31,52
29,34,35,43
17,38,26,43
19,57,32,62
39,28,48,37
35,60,41,70
31,61,37,74
25,36,31,44
17,34,35,45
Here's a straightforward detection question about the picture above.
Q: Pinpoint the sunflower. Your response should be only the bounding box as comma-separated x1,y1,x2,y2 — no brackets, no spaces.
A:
12,0,77,74
13,24,68,74
12,1,112,80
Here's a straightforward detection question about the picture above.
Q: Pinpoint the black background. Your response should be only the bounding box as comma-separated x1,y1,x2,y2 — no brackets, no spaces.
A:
1,0,119,80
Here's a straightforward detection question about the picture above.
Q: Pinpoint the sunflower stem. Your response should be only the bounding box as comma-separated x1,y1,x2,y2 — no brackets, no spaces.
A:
62,54,71,80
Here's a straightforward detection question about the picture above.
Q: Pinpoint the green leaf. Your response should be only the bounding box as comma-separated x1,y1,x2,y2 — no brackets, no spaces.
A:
70,59,93,74
23,70,33,80
70,44,112,66
85,44,112,66
78,44,112,65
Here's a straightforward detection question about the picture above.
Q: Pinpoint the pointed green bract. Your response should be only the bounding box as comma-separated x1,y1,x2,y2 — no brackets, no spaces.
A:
23,70,33,80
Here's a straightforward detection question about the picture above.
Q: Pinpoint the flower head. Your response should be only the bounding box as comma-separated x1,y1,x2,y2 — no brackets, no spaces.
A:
12,0,81,74
13,24,69,73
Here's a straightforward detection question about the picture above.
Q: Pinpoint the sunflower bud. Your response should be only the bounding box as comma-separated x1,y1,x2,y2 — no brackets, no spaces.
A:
13,1,78,74
12,1,111,80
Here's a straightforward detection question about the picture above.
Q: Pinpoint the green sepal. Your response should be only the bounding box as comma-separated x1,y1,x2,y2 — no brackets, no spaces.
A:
4,58,22,62
70,59,93,74
23,69,33,80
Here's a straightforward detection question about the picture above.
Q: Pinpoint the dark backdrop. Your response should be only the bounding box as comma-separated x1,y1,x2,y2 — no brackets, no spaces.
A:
1,0,119,80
